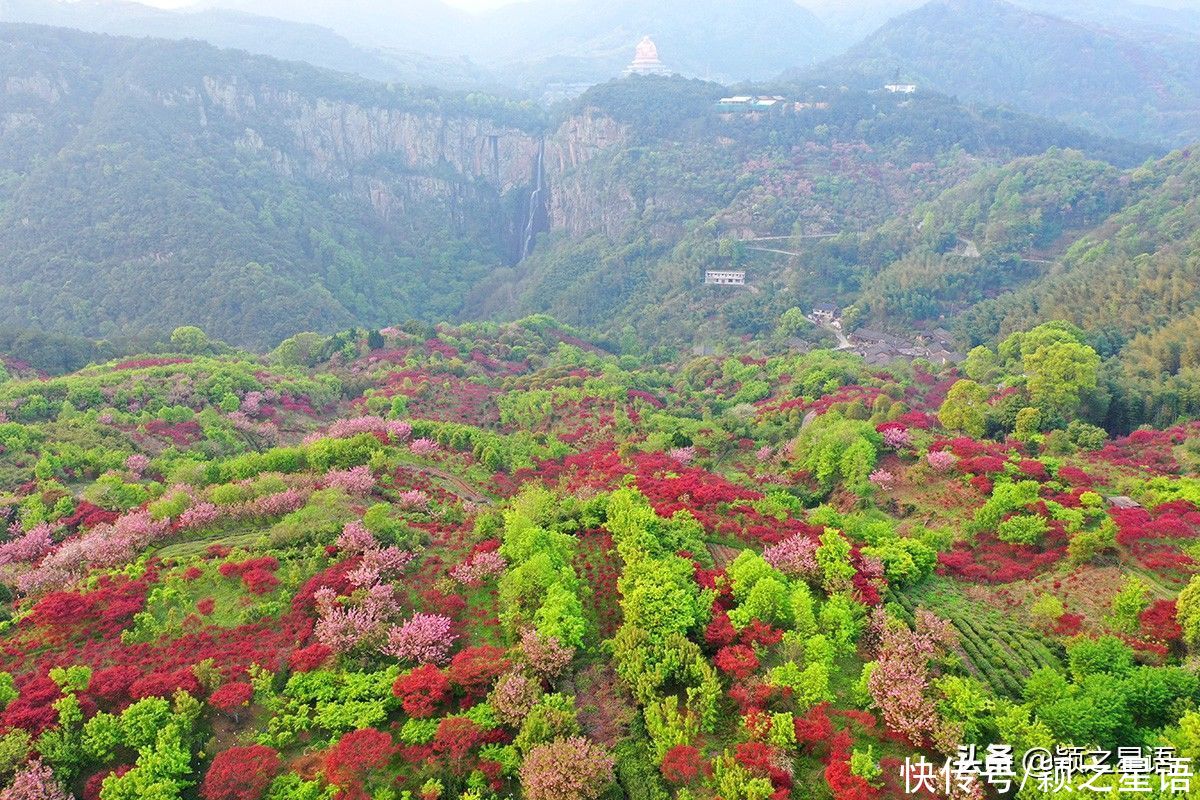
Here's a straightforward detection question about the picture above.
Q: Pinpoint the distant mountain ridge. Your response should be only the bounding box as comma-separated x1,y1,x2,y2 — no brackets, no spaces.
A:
0,0,498,89
807,0,1200,147
3,0,837,90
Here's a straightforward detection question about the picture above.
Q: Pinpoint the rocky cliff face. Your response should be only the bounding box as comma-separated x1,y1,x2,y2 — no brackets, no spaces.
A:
1,45,635,261
199,77,545,193
544,109,635,239
191,78,636,257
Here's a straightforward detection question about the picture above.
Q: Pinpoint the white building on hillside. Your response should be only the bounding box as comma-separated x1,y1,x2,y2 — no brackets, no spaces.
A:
705,270,746,286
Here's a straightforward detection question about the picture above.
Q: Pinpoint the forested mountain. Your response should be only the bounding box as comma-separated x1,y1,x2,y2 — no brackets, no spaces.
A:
2,22,1157,352
10,21,1200,429
956,146,1200,344
811,0,1200,148
0,24,546,347
476,78,1155,347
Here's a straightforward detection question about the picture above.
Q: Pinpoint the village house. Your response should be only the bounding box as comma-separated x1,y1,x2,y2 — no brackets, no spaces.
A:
704,270,746,286
812,302,840,324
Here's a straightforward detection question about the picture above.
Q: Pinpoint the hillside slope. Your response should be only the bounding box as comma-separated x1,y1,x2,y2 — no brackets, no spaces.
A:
0,319,1199,797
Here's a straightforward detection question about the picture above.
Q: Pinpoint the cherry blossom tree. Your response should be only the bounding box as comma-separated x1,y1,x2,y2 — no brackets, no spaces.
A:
409,438,440,457
519,737,614,800
762,534,818,578
926,451,957,472
489,670,542,726
0,760,69,800
0,523,54,566
519,628,574,679
384,613,456,664
325,466,375,496
868,470,895,491
449,551,507,586
866,609,957,747
337,521,376,555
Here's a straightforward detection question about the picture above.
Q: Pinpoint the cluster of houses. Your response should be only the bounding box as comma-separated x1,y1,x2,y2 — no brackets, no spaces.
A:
716,82,915,117
806,303,965,367
849,326,965,367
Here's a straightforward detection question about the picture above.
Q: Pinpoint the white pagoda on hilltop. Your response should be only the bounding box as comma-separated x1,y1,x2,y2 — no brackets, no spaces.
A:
623,36,672,77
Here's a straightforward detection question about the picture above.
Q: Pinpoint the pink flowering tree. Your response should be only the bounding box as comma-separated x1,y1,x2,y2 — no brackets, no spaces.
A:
488,669,543,726
449,551,507,586
337,520,377,555
926,451,957,472
384,612,456,664
396,490,430,510
519,737,615,800
178,502,221,530
761,534,818,579
0,759,69,800
0,523,54,566
667,446,695,466
314,605,384,655
124,453,151,476
882,427,912,451
362,547,415,578
325,466,375,496
409,438,440,457
866,609,958,747
869,469,895,491
20,509,170,593
305,416,411,444
519,628,575,679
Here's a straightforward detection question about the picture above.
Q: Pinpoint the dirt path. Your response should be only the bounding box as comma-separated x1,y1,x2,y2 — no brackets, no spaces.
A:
401,463,493,506
810,317,852,350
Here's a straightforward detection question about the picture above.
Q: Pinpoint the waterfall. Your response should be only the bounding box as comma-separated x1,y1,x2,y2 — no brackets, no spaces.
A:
520,137,545,261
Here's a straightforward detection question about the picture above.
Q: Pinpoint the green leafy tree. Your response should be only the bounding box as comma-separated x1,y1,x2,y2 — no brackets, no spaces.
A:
791,414,880,494
1024,339,1101,420
938,380,991,438
997,514,1048,545
170,326,210,355
1177,575,1200,653
815,530,856,595
1108,575,1151,633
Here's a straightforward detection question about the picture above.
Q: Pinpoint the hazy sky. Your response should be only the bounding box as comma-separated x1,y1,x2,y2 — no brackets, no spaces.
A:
139,0,1200,11
141,0,543,9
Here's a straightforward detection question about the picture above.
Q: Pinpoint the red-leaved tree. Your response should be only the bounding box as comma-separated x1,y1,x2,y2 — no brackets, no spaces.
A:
200,745,280,800
661,744,703,785
391,664,450,718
